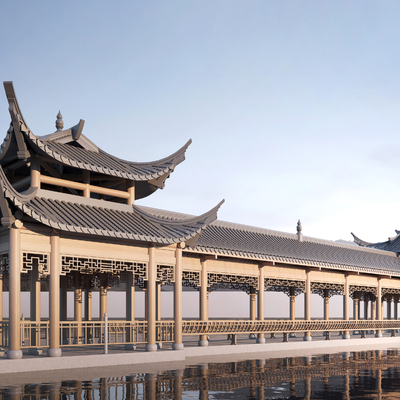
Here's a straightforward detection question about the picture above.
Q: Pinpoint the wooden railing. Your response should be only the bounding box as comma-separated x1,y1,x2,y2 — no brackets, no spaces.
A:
181,319,400,335
2,319,400,349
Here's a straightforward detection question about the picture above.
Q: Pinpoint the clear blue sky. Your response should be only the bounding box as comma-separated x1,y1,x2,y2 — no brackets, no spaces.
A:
2,1,400,244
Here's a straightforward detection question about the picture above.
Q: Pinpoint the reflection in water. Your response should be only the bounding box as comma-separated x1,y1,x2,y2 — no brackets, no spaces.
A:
2,349,400,398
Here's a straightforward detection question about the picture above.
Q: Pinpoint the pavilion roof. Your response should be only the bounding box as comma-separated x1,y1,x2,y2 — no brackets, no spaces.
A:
352,231,400,253
2,82,190,199
0,167,223,245
142,206,400,277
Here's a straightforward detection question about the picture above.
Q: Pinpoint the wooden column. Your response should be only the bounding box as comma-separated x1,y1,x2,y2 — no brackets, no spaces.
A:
60,275,67,345
303,268,311,341
249,288,256,339
7,223,22,359
173,243,183,350
29,263,42,354
376,278,382,337
156,282,162,321
387,298,392,320
395,300,398,320
257,263,265,343
289,287,296,338
74,291,82,343
371,296,376,320
323,289,330,339
146,245,157,352
324,289,329,320
343,273,350,339
82,171,90,198
127,180,135,206
100,276,107,343
84,283,92,321
364,297,369,320
48,231,61,357
353,295,359,321
199,256,208,346
125,271,135,349
30,156,40,188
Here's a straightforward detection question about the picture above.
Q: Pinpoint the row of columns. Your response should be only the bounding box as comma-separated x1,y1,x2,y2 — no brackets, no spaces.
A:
5,228,400,357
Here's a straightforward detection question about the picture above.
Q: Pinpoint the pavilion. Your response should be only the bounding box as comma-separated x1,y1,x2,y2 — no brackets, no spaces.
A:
1,81,400,360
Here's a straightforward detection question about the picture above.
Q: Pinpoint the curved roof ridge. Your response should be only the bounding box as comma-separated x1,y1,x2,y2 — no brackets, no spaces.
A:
133,199,224,227
105,139,192,167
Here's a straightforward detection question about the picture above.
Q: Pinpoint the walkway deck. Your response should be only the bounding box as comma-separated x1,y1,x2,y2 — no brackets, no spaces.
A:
1,331,400,387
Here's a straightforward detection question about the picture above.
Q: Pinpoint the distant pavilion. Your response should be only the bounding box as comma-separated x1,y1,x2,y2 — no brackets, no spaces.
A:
1,81,400,359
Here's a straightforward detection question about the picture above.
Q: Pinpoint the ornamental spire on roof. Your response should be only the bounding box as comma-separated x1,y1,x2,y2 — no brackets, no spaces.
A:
55,111,64,132
297,219,303,242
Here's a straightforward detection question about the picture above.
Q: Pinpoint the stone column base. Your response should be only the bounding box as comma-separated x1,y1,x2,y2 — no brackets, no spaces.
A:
303,335,312,341
47,348,62,357
7,349,23,359
145,344,158,352
198,340,208,347
375,332,383,338
172,343,184,350
256,337,266,344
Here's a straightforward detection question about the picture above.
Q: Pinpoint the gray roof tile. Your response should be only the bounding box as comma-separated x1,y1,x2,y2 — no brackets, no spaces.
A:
140,206,400,277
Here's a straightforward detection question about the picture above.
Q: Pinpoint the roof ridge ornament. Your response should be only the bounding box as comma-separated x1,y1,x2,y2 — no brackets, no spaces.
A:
55,111,64,132
297,219,303,242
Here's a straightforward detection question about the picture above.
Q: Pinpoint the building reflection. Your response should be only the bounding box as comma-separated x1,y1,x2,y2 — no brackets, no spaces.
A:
3,349,400,399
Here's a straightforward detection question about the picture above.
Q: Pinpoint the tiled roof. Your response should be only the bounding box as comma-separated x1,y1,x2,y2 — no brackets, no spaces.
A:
25,128,191,181
352,232,400,253
0,168,223,245
141,206,400,277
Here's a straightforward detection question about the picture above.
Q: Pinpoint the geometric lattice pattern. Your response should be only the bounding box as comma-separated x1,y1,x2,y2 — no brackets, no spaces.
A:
22,253,49,276
382,287,400,296
311,282,344,298
182,270,200,289
157,265,174,285
264,278,306,296
0,253,8,273
61,256,147,279
208,273,258,294
349,285,377,299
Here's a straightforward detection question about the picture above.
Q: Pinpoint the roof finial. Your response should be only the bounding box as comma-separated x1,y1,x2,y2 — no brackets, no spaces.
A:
297,219,303,242
55,111,64,132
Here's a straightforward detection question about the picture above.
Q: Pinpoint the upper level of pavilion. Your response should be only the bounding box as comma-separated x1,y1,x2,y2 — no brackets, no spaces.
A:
2,81,191,202
0,82,223,245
